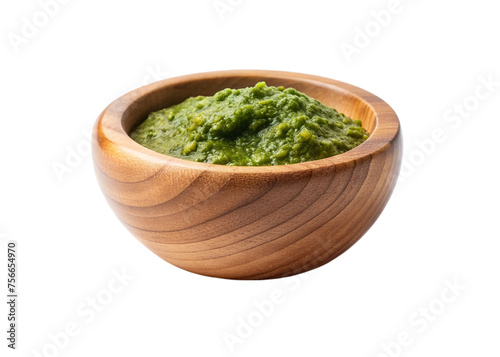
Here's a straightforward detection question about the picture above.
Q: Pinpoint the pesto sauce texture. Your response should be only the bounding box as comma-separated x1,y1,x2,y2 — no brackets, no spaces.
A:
130,82,369,166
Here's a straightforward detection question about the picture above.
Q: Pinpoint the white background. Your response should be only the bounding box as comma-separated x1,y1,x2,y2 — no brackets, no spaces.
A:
1,0,499,356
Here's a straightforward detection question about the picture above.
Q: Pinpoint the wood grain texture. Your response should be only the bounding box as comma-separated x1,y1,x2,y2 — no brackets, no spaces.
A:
92,70,402,280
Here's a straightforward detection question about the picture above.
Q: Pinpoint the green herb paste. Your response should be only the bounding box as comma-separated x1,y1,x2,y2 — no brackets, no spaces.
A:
130,82,369,166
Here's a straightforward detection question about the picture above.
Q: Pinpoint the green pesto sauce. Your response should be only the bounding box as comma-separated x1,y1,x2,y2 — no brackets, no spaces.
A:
130,82,369,166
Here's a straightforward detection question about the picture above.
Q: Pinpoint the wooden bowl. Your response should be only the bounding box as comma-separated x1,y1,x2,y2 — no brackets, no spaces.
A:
92,70,402,280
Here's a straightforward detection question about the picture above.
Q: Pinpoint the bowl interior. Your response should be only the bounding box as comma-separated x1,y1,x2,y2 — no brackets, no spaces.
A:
121,73,377,137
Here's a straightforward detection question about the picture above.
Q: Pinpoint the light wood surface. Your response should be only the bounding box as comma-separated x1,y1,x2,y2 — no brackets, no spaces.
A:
92,70,402,280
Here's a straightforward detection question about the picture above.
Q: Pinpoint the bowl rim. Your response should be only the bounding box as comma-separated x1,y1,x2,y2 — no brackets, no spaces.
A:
97,70,400,174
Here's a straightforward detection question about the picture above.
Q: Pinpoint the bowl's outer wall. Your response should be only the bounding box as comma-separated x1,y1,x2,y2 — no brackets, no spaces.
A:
93,70,402,279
